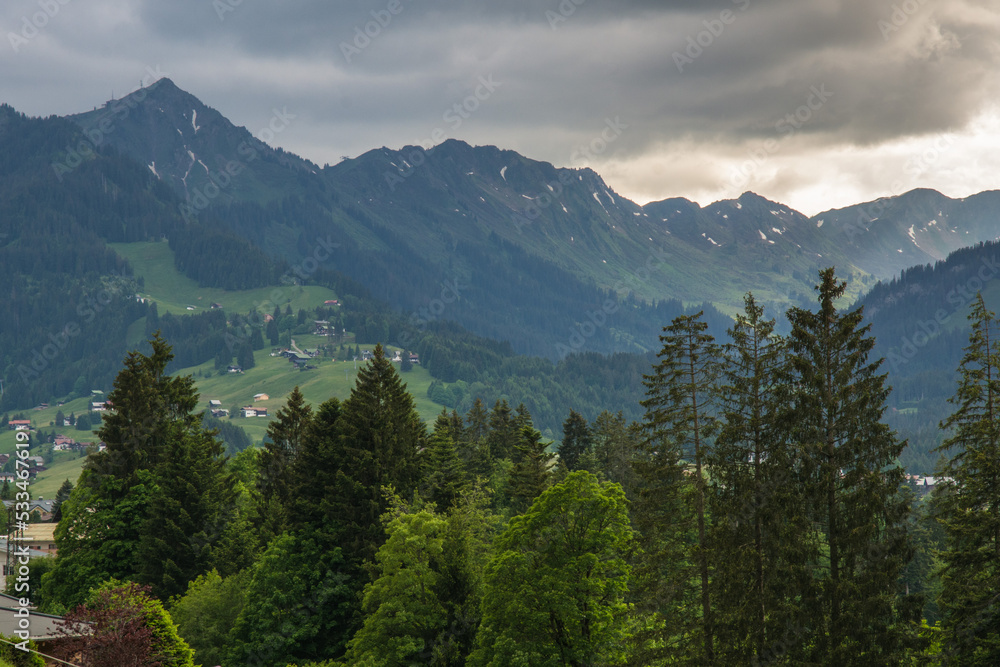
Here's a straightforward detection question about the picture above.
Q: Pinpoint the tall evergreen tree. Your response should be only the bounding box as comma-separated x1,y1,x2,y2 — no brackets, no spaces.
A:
461,398,491,481
287,397,342,536
327,343,426,567
88,332,199,491
559,409,592,472
634,311,718,664
44,334,234,607
138,417,234,601
257,386,312,532
786,268,918,663
486,400,516,462
934,293,1000,664
592,411,643,500
710,293,810,663
424,418,467,511
509,426,554,515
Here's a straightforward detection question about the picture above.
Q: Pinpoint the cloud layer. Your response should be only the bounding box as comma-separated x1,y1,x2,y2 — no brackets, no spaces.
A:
4,0,999,214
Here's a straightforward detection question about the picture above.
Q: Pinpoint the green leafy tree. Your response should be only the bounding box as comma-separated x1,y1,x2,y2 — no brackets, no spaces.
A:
934,293,1000,664
170,569,250,667
786,268,918,663
343,508,449,665
470,471,633,666
635,311,718,663
226,530,355,667
0,636,44,666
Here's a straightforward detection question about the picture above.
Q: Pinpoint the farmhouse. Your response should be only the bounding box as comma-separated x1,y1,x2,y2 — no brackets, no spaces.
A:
8,420,30,431
241,407,257,418
253,393,269,401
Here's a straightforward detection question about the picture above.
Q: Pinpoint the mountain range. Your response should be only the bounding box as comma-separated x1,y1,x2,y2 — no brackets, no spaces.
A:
70,80,1000,339
5,77,1000,470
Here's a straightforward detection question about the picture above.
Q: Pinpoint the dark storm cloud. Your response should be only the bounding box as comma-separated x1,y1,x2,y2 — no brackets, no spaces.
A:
2,0,998,211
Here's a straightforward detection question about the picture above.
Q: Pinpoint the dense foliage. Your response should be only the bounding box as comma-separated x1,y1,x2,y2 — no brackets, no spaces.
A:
29,269,999,665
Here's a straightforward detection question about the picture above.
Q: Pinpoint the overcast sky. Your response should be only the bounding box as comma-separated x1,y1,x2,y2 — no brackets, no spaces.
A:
4,0,999,215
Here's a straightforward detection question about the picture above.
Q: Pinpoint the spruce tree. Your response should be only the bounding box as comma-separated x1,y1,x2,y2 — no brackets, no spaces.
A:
257,386,312,532
710,293,810,663
559,409,592,472
636,311,719,664
509,426,554,514
89,332,199,491
287,397,342,535
934,293,1000,664
52,478,74,522
592,410,643,500
327,343,426,566
424,416,467,511
45,334,235,607
138,418,233,601
461,398,492,481
486,400,516,461
786,268,917,663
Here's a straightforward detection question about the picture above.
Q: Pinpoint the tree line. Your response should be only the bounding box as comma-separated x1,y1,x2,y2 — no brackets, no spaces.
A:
25,267,999,665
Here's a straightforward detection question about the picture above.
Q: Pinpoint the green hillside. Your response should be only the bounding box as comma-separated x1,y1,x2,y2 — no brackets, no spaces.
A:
110,241,338,316
179,345,446,443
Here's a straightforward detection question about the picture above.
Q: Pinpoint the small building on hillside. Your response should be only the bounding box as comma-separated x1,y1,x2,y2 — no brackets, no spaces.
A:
241,407,257,418
208,399,222,408
253,393,269,402
2,499,54,522
9,420,30,431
